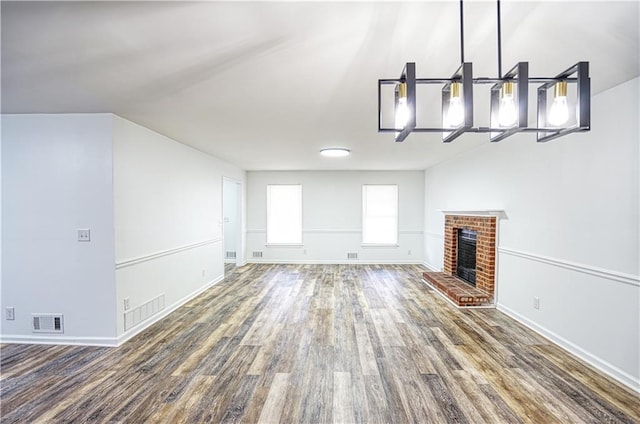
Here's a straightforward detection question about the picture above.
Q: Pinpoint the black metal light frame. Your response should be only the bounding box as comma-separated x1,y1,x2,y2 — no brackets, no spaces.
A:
377,1,590,144
378,62,416,142
489,62,528,142
536,62,590,143
441,62,473,143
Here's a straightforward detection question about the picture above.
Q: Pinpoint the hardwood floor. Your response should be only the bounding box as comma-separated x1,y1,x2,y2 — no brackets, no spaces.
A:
1,264,638,423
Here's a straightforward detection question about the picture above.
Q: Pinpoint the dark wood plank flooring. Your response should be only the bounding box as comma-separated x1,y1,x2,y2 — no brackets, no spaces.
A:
1,264,638,423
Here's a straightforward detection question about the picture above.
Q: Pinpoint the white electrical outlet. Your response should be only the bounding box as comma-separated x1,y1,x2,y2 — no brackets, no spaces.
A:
202,269,206,277
77,229,91,242
124,298,130,311
6,307,15,320
408,250,412,255
533,297,540,309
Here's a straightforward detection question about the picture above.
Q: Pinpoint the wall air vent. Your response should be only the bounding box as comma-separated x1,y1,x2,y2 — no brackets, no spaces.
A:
252,251,263,258
32,314,64,333
124,294,165,331
347,252,358,260
225,251,237,259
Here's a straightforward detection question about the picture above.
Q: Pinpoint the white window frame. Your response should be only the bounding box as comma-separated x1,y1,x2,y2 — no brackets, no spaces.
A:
266,184,303,246
362,184,399,246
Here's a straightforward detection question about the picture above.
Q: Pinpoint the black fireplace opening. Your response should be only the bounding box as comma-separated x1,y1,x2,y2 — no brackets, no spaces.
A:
456,229,477,286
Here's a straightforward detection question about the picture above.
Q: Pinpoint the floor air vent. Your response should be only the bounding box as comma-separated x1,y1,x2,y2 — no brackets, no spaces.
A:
347,252,358,260
32,314,64,333
252,251,263,258
225,251,237,259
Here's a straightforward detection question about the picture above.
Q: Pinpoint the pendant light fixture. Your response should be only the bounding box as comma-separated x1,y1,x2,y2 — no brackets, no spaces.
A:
377,0,590,144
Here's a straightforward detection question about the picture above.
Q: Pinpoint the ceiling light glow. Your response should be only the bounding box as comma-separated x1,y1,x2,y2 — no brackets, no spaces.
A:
320,148,350,157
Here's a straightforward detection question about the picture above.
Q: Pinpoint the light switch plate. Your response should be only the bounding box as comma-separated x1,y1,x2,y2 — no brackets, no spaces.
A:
6,307,15,320
77,229,91,242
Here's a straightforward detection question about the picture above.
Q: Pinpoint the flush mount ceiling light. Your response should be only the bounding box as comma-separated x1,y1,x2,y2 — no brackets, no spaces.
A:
320,148,350,157
378,0,590,143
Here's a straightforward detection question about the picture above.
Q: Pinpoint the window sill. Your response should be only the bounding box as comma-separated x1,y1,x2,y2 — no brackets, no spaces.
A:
266,243,304,248
361,243,399,248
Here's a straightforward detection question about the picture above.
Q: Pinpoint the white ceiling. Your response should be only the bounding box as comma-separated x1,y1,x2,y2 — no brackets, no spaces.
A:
2,1,638,171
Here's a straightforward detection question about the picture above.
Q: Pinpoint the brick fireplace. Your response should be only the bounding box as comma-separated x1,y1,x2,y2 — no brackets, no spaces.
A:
423,213,499,307
444,215,497,295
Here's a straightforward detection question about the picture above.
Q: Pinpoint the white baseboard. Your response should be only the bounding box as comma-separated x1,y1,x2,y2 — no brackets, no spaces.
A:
0,334,119,347
116,273,225,346
247,259,424,265
497,303,640,393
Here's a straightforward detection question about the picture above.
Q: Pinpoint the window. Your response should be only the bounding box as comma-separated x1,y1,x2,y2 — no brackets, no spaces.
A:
267,184,302,245
362,184,398,245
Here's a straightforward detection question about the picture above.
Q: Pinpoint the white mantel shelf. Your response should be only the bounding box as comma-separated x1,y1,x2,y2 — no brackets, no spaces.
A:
439,209,508,219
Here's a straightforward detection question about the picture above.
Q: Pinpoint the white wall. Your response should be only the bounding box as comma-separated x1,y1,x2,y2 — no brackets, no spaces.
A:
247,171,424,263
1,113,247,345
1,115,3,332
113,116,245,341
423,78,640,391
1,114,117,344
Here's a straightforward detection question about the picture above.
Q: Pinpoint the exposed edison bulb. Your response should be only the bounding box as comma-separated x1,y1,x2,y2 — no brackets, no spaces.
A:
548,81,569,126
395,82,409,131
447,82,464,127
498,81,517,127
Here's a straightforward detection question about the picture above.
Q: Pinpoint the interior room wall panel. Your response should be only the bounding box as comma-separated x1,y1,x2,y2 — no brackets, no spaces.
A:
246,171,424,263
112,116,245,340
1,114,117,344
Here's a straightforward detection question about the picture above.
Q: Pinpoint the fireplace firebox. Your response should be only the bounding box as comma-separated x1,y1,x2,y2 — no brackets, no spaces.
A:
456,229,477,285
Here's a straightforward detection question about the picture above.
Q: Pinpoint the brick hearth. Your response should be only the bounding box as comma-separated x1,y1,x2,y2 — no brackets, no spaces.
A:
422,271,493,307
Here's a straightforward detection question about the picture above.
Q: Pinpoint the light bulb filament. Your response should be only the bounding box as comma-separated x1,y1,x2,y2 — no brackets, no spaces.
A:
498,81,517,127
447,82,464,127
395,82,409,132
548,81,569,126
